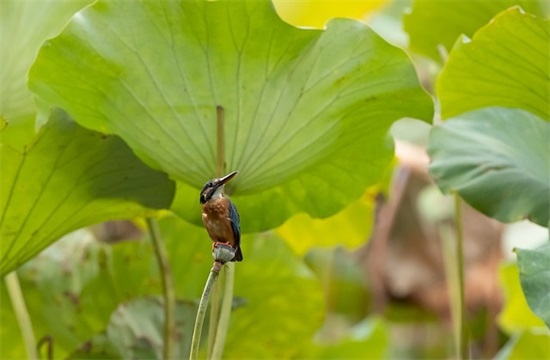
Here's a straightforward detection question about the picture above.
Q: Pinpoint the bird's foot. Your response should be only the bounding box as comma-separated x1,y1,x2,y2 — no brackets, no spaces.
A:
212,242,236,264
212,241,225,250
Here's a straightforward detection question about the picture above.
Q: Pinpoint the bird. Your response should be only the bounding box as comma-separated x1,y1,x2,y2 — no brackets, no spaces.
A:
199,171,242,262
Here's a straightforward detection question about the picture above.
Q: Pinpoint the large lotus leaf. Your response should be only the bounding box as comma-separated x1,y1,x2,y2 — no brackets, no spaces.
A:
102,297,197,360
516,243,550,329
0,109,175,275
0,0,92,125
29,0,433,232
437,8,550,120
428,107,550,227
68,333,121,359
404,0,546,61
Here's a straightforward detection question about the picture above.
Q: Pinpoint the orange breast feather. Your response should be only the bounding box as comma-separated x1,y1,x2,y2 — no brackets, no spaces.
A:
201,199,235,245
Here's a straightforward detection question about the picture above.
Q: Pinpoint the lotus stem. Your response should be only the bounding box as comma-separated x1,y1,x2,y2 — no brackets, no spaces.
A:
147,217,176,360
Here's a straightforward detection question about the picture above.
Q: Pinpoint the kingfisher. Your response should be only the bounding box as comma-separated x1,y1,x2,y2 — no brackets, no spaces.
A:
199,171,242,262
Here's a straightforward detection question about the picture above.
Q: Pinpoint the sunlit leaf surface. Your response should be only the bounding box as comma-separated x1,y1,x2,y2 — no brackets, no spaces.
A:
498,262,546,333
276,190,374,255
29,0,432,232
0,110,175,275
437,8,550,119
272,0,386,29
428,107,550,227
495,330,550,359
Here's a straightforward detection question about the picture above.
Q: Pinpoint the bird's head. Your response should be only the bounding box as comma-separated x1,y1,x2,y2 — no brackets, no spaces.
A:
199,171,238,204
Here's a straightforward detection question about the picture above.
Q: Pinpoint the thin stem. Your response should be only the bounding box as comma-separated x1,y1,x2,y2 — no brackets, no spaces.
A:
216,105,225,177
5,271,38,360
210,105,235,359
453,193,468,359
208,105,227,357
212,104,237,359
147,217,176,360
207,276,221,358
211,262,235,360
439,223,460,356
190,262,222,360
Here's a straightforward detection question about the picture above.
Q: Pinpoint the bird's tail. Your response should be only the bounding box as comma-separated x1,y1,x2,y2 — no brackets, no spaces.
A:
232,246,243,262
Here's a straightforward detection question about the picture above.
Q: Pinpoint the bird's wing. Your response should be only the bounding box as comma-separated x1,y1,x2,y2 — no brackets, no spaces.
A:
228,201,241,247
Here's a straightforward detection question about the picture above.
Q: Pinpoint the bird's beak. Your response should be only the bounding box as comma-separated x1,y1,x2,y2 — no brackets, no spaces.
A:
218,171,238,185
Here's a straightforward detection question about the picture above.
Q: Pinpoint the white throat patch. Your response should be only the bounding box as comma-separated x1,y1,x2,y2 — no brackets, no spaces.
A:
212,185,225,200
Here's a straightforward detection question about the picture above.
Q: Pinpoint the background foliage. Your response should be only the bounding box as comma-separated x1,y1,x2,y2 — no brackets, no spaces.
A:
1,0,548,359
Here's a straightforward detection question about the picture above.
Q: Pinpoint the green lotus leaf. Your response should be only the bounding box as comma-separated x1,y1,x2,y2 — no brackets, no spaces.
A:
0,0,92,125
68,333,121,359
104,297,196,359
0,109,175,275
516,243,550,329
437,7,550,119
29,0,432,231
428,107,549,227
404,0,546,61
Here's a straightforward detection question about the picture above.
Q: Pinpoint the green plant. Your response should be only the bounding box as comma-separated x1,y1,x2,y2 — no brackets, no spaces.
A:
422,4,549,358
1,0,548,358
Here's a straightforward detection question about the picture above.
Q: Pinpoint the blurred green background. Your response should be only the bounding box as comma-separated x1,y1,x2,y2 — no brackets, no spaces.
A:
1,0,548,359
